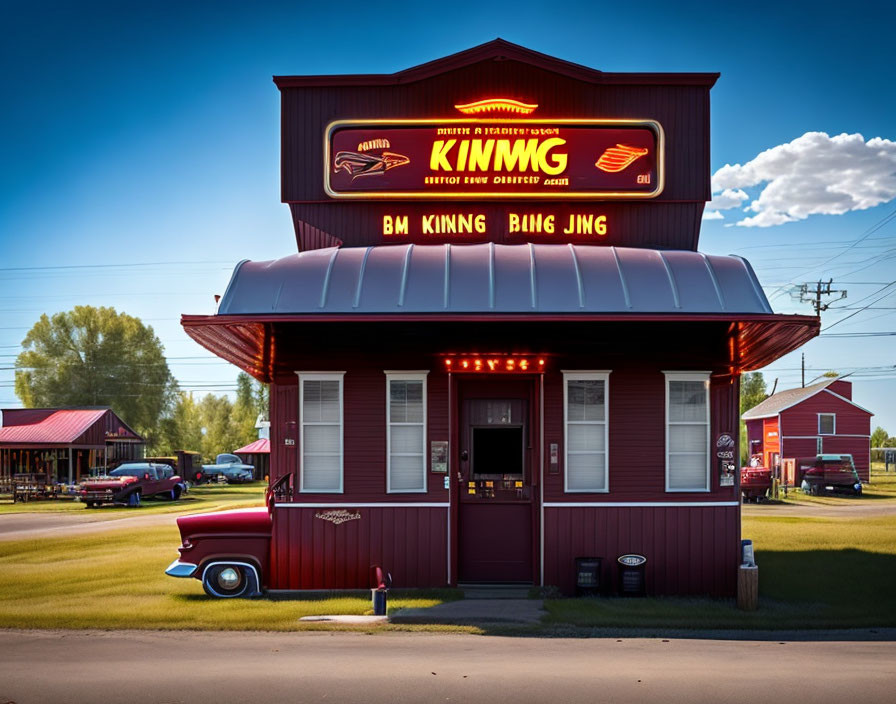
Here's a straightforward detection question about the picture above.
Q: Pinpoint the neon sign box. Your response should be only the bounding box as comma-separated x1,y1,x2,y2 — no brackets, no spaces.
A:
325,119,664,199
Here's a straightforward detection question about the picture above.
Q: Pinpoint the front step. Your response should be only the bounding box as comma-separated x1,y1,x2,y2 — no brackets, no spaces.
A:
458,583,533,599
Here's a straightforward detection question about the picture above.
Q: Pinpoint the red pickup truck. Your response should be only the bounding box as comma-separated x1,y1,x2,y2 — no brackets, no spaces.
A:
80,462,186,508
740,465,772,502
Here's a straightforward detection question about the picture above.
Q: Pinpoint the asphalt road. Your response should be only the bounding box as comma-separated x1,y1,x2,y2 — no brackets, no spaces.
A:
0,510,181,541
0,630,893,704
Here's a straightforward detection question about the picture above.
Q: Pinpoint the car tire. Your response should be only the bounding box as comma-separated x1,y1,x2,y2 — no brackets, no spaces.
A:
202,564,258,598
85,501,96,509
171,485,182,501
127,491,141,508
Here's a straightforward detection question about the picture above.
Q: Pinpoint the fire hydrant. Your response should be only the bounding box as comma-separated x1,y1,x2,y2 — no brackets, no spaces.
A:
371,566,392,616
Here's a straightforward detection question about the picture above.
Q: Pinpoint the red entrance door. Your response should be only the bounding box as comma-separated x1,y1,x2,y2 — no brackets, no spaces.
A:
457,379,536,583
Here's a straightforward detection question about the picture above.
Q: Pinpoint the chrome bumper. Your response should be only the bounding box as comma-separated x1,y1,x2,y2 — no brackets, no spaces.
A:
165,560,198,578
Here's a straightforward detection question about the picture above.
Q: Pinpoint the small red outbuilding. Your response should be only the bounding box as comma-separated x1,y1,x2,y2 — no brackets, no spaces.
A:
743,379,873,481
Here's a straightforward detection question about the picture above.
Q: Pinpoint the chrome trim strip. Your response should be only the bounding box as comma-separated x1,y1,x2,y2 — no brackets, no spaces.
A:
277,502,450,508
165,560,198,578
543,501,739,508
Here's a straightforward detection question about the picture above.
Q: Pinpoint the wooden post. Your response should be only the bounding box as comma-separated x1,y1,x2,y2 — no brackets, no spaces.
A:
737,565,759,610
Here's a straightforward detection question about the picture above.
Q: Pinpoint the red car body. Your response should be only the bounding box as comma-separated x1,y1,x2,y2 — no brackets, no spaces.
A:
740,466,772,502
80,462,184,507
166,506,272,597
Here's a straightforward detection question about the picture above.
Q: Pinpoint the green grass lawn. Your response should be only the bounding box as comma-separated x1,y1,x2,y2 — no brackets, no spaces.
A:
0,483,266,516
0,525,460,631
1,484,894,632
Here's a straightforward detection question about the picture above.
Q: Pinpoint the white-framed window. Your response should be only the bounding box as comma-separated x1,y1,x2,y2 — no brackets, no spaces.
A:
385,372,428,493
818,413,836,435
563,371,610,493
297,372,345,493
665,371,710,492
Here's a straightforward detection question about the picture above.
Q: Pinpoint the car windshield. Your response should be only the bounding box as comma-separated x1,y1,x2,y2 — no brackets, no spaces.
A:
216,454,241,464
111,464,153,478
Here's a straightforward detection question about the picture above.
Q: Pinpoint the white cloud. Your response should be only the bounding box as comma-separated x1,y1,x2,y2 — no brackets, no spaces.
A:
709,132,896,228
702,188,749,220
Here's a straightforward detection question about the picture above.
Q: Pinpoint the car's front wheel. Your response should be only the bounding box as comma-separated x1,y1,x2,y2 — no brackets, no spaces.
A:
202,563,259,598
170,485,182,501
126,491,141,508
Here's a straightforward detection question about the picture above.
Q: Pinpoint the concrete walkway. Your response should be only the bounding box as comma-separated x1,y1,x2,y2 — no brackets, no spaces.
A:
390,598,545,625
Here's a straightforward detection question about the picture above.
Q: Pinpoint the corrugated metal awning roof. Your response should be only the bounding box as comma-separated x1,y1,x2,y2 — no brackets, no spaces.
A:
234,438,270,454
218,244,774,316
0,409,107,445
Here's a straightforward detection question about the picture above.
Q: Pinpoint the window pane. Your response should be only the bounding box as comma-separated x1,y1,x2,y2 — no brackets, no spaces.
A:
302,454,340,491
390,425,423,454
390,454,424,491
567,452,606,491
819,415,834,434
568,423,604,453
319,381,340,422
669,424,706,453
303,380,321,422
669,380,706,422
390,381,423,423
668,453,707,490
567,380,605,422
304,425,340,454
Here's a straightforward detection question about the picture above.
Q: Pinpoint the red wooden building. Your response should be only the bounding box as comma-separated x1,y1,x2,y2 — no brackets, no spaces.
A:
0,407,144,484
182,40,818,595
743,378,873,482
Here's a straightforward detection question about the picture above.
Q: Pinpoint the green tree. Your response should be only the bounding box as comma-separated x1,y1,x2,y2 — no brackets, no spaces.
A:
739,372,768,463
232,373,263,450
14,306,176,444
154,392,203,456
871,426,889,449
199,394,237,461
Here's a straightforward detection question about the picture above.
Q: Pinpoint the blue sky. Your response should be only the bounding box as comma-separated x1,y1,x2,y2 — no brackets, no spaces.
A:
1,0,894,432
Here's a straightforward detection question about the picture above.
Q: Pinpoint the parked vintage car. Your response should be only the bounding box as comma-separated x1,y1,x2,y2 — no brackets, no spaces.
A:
165,478,286,597
740,465,772,502
80,462,186,508
144,450,210,485
201,453,255,484
799,454,863,496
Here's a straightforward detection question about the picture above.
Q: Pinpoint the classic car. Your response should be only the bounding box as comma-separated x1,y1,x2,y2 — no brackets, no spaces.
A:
799,454,863,496
164,477,286,597
201,453,255,484
80,462,186,507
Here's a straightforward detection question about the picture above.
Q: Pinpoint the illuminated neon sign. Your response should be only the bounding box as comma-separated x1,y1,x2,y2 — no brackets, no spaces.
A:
454,98,538,115
443,357,546,373
325,119,664,199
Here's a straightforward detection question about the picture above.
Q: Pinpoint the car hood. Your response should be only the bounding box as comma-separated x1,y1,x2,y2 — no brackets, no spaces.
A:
176,507,272,538
81,477,137,490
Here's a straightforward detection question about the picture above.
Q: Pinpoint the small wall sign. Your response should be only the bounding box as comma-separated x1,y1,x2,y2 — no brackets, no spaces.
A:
716,433,736,487
617,554,647,567
314,509,361,525
431,441,448,473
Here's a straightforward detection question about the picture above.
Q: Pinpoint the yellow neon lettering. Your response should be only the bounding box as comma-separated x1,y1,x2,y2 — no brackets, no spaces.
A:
468,140,494,171
493,139,538,172
537,138,567,175
509,213,520,234
430,140,456,171
596,215,607,236
422,215,435,234
475,214,486,233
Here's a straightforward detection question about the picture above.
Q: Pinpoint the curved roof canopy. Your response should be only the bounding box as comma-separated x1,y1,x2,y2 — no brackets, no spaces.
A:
217,244,772,316
183,244,818,381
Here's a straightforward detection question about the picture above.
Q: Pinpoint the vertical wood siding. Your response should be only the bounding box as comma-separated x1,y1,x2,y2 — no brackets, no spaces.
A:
270,506,448,589
543,505,739,596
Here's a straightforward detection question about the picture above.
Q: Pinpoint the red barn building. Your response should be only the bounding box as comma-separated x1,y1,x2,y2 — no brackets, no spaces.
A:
743,378,873,482
0,407,144,484
181,40,818,595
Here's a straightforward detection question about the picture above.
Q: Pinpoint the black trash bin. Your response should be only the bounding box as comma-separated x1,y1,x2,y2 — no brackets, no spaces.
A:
617,554,647,596
574,557,602,596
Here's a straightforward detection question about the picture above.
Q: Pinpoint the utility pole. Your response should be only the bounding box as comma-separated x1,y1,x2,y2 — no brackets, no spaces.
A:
798,279,847,315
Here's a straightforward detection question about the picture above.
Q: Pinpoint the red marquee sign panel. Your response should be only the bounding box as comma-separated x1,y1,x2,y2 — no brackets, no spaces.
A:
325,120,664,200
